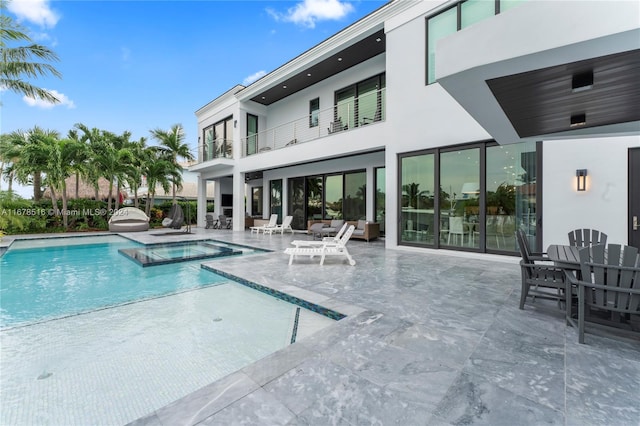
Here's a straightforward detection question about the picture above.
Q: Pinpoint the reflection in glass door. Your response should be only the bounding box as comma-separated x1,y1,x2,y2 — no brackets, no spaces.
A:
288,177,305,230
306,177,323,221
375,167,385,235
440,148,480,249
400,153,435,245
486,142,536,253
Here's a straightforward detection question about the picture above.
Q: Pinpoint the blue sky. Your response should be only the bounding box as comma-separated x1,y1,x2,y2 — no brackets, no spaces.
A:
2,0,386,195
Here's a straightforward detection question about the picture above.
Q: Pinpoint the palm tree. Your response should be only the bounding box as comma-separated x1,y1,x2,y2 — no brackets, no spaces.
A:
42,137,86,228
0,1,61,103
142,147,173,217
124,137,148,209
150,124,195,204
0,133,18,192
7,126,58,201
75,123,107,200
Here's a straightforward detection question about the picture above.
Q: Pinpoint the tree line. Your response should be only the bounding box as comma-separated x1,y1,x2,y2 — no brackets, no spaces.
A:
0,124,195,229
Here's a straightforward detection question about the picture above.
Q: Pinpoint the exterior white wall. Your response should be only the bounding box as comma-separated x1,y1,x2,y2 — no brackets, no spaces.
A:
543,135,640,247
261,151,384,221
383,4,492,248
261,55,385,131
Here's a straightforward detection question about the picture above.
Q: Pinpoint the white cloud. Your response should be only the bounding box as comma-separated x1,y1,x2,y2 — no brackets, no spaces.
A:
243,70,267,86
267,0,354,28
23,89,75,109
7,0,60,28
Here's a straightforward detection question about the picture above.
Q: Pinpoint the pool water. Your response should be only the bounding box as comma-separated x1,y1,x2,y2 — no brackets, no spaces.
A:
0,236,229,327
0,235,341,425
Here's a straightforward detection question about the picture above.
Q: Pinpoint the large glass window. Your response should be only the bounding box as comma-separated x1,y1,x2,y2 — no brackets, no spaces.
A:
461,0,496,29
270,179,282,220
206,116,233,159
401,154,435,245
251,187,263,217
375,167,386,236
486,142,537,252
246,114,258,156
288,177,305,230
334,74,385,130
427,1,526,84
427,7,457,84
309,98,319,128
440,148,480,249
306,176,323,221
203,126,214,161
335,87,355,131
398,141,539,254
324,175,343,219
344,171,366,221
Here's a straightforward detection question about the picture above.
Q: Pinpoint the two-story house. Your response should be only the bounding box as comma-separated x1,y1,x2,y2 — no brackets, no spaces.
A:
191,0,640,256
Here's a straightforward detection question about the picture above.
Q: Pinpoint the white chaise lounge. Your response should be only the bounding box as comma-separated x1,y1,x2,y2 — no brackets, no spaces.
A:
264,215,294,235
284,225,356,266
250,214,278,234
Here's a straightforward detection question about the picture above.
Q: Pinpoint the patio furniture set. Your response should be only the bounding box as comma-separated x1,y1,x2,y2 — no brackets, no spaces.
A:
517,228,640,344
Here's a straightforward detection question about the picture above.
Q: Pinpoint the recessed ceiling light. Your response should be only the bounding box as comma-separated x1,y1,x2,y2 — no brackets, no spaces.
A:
307,73,311,77
570,113,587,127
261,96,265,99
375,38,381,42
572,70,593,93
337,57,342,61
282,85,287,89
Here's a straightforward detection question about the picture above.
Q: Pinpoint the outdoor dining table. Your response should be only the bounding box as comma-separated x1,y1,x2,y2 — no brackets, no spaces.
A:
546,244,581,270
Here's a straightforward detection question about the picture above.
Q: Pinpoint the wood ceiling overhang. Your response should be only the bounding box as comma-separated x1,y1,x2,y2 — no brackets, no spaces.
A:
248,30,386,106
486,49,640,138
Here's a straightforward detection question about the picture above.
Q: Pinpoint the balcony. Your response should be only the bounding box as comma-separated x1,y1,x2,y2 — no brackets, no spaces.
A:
241,88,385,157
198,138,233,163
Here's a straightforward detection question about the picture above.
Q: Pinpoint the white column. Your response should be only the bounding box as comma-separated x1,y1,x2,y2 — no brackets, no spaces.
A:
197,175,208,228
213,179,222,218
366,166,375,222
232,170,245,231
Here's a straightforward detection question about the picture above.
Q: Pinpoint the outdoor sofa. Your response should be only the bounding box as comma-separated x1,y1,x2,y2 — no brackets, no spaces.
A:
306,219,379,242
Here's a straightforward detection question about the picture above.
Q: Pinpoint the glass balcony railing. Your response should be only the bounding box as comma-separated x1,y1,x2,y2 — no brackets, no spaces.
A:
198,138,233,163
241,88,385,157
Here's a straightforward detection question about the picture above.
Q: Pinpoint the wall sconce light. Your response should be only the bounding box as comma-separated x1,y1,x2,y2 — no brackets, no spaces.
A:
234,120,237,128
576,169,587,191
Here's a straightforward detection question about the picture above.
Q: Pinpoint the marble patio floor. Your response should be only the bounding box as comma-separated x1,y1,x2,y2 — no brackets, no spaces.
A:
5,228,638,425
124,228,640,426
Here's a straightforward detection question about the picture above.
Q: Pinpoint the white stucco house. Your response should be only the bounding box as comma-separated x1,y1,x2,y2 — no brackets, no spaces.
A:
191,0,640,256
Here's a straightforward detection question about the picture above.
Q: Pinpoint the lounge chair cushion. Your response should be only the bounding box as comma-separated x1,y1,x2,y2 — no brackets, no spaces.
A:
330,220,344,229
310,223,328,232
357,220,366,230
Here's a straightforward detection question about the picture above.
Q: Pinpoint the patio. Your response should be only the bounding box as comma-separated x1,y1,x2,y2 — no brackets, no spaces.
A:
4,228,637,425
121,228,640,426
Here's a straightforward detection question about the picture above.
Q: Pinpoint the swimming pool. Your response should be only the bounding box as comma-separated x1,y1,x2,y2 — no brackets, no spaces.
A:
0,235,342,425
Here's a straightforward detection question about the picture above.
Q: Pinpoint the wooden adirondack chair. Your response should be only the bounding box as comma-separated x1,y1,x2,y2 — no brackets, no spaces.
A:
568,244,640,344
568,228,607,247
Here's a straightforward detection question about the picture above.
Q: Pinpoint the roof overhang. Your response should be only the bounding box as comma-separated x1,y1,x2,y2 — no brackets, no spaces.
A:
235,0,416,106
436,0,640,144
189,159,235,174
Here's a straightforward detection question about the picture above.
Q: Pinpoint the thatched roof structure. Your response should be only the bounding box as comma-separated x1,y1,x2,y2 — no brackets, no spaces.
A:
43,176,128,200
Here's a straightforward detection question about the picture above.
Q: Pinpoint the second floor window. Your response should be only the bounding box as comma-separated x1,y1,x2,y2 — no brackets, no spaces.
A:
309,98,319,128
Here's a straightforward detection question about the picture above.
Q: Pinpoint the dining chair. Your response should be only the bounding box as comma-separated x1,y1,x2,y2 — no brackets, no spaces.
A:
447,216,465,245
516,229,569,311
567,244,640,343
568,228,607,247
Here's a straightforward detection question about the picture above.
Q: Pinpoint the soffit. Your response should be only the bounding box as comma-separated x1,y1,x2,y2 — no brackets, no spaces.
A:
248,29,386,106
486,49,640,138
